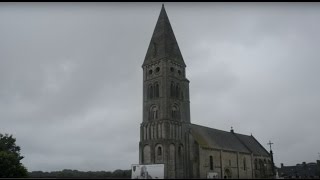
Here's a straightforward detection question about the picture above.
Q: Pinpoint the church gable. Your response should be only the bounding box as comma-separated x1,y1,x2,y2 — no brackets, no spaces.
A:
234,133,270,157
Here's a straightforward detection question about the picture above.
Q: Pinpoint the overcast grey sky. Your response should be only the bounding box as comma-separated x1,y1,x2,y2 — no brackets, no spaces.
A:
1,2,320,172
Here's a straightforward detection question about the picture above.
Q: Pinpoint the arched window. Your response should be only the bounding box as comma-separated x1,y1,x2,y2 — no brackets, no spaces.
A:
210,156,213,170
224,168,232,179
157,146,162,156
155,67,160,73
171,105,180,120
172,106,177,119
176,84,180,98
149,106,158,120
148,84,154,99
243,158,247,170
155,144,163,163
150,85,153,99
254,159,258,169
260,159,265,177
154,82,159,98
259,159,263,170
170,82,175,97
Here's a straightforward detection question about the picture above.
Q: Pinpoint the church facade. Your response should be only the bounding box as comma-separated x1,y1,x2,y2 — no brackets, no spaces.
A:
139,5,273,179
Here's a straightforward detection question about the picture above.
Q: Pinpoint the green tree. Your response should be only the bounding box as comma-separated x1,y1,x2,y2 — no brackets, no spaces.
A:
0,133,28,178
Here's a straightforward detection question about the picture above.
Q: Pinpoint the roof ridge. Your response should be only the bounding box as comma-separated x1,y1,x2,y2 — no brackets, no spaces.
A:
191,123,252,136
190,123,230,133
234,132,252,137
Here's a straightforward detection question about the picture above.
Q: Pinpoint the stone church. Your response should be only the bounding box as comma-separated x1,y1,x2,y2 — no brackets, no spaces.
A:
139,5,273,179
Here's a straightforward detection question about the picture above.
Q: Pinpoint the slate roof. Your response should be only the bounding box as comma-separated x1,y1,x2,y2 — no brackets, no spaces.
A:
189,123,270,156
143,4,186,67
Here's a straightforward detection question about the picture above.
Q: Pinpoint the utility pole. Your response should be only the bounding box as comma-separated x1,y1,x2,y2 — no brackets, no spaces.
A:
267,140,275,178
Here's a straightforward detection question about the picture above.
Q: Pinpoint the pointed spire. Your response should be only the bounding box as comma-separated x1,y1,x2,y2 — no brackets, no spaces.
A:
143,4,186,66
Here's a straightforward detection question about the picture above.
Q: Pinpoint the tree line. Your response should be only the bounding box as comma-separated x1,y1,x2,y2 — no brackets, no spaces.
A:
0,133,132,178
28,169,131,178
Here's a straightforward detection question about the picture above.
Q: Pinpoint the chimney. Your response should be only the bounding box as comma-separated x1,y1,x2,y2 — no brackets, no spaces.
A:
281,163,284,168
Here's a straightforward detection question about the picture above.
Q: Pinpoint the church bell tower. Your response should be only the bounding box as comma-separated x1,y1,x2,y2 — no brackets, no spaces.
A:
139,4,191,179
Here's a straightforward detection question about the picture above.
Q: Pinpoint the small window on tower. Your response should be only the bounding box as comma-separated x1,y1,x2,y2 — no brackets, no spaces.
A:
149,106,158,120
176,84,180,98
156,67,160,73
170,82,175,97
149,69,153,75
170,67,174,72
178,70,181,75
154,83,159,98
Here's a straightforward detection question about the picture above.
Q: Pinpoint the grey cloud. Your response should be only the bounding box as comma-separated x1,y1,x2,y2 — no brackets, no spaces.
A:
1,2,319,172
